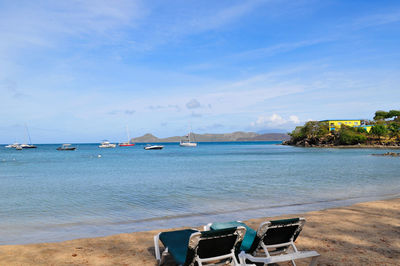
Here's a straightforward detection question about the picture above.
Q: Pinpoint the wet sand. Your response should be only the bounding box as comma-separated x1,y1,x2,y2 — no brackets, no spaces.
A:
0,198,399,265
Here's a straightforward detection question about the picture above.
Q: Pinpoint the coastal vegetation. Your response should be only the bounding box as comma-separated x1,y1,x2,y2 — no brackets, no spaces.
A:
284,109,400,147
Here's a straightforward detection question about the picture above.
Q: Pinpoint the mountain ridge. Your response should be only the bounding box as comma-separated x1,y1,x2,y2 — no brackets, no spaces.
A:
131,132,289,143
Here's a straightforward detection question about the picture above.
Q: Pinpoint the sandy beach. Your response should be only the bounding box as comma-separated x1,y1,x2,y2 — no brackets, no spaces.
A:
0,198,399,265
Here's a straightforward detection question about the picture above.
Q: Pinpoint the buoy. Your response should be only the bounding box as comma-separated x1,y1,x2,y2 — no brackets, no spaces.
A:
97,154,102,158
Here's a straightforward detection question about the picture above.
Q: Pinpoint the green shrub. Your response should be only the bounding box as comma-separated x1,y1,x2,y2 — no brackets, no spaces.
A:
338,128,367,145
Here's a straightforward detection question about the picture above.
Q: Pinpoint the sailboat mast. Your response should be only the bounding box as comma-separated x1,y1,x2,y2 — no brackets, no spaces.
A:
126,125,130,143
25,123,32,144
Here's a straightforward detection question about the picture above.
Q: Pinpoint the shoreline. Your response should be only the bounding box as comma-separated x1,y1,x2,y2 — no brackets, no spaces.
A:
3,192,398,246
1,198,399,265
283,144,400,149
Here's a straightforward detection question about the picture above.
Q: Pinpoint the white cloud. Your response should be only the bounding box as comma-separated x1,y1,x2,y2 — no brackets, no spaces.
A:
289,115,300,124
251,113,301,129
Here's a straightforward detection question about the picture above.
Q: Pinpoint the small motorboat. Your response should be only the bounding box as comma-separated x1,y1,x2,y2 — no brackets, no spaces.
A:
57,144,76,151
144,144,164,150
99,141,116,148
15,145,23,150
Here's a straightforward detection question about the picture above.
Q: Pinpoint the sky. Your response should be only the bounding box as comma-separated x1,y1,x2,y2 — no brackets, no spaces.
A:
1,0,400,143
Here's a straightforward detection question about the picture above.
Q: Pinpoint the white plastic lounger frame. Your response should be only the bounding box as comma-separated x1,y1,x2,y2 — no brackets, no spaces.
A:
154,226,246,266
238,218,319,266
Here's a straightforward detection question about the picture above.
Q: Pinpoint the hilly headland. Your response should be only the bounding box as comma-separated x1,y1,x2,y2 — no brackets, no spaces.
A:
131,132,289,143
283,109,400,148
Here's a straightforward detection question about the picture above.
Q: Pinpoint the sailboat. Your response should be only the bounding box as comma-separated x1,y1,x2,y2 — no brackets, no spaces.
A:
119,126,135,147
21,124,37,149
180,130,197,147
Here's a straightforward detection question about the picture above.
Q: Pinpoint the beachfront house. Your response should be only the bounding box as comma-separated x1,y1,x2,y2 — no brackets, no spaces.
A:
321,120,362,131
320,119,373,132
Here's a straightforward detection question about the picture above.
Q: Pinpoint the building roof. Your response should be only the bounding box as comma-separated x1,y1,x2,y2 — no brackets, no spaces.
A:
320,119,363,122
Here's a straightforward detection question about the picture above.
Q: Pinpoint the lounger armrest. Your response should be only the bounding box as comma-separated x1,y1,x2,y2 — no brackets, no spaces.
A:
154,233,161,262
203,223,212,231
239,250,320,265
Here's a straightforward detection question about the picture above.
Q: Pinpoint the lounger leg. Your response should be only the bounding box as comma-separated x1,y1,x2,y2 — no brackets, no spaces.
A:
154,234,169,266
238,251,246,265
291,259,297,266
195,256,203,266
160,248,168,266
309,256,319,266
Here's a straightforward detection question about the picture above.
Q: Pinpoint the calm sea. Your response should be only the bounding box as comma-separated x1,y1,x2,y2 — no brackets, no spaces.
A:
1,142,399,244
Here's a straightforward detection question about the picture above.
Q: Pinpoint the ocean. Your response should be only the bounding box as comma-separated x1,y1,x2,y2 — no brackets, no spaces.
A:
1,141,399,244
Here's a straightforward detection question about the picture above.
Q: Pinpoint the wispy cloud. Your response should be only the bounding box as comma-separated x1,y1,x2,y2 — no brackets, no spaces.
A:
147,105,181,112
232,38,331,59
0,79,30,99
186,99,201,109
0,0,144,52
107,109,135,116
353,10,400,29
191,112,202,118
186,1,263,32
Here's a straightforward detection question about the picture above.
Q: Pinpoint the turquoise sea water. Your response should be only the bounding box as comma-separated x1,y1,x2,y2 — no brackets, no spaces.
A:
1,142,400,244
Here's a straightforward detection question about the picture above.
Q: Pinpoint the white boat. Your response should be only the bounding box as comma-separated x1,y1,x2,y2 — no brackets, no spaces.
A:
5,143,20,148
99,141,116,148
180,141,197,147
180,130,197,147
144,144,164,150
15,145,22,150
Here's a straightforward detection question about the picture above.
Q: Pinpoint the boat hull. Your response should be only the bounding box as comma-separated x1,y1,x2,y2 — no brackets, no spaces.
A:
21,145,37,149
57,147,76,151
119,143,135,147
180,142,197,147
144,145,163,150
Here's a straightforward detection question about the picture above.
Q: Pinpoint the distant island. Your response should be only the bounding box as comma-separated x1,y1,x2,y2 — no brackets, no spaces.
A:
131,132,290,143
283,109,400,148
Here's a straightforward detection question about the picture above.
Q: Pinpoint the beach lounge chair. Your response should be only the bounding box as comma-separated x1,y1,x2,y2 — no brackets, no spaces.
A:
206,218,319,266
154,226,246,266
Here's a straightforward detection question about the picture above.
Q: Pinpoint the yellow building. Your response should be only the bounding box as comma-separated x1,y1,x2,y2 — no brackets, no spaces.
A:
320,120,362,131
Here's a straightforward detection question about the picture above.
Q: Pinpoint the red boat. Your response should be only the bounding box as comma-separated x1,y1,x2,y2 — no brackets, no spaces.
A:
119,126,135,147
119,143,135,147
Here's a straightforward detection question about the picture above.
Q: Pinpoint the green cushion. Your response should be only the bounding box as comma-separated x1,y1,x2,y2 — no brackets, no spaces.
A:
210,221,256,252
159,229,198,265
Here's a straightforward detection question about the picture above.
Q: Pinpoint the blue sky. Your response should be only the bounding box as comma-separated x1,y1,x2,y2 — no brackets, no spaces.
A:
1,0,400,143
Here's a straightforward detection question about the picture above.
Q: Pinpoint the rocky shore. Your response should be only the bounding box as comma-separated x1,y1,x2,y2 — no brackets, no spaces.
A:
282,138,400,149
372,152,400,156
